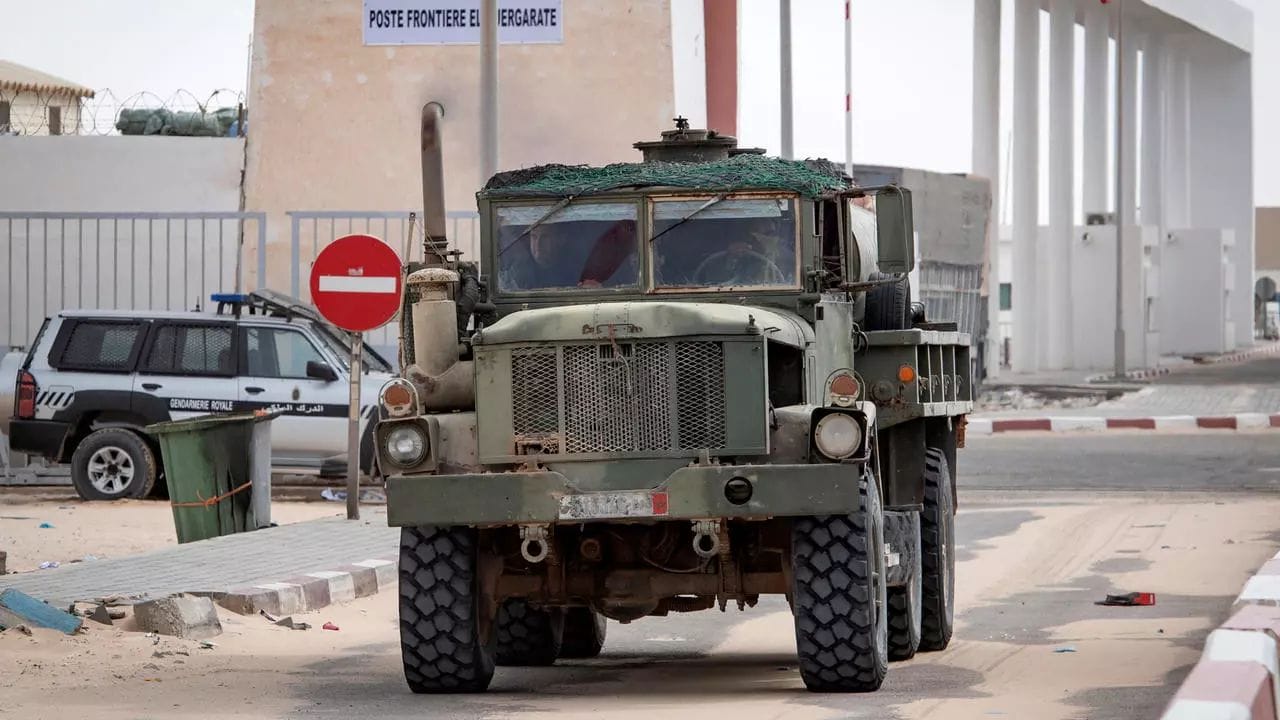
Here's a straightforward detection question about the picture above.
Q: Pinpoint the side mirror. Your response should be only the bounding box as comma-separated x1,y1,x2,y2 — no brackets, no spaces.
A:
875,186,915,274
306,360,339,383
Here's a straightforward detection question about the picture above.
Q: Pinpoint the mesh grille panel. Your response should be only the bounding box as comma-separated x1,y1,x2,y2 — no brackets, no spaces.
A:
60,322,143,370
511,348,559,435
675,342,727,449
507,340,728,455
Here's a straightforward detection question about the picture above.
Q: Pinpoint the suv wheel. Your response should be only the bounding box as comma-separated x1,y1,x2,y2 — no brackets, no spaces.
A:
70,428,157,501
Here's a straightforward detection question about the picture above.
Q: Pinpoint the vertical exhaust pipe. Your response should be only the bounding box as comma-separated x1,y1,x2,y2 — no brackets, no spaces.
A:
420,101,448,266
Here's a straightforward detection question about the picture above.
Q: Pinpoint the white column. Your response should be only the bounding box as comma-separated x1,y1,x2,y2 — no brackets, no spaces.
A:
1046,0,1074,370
1082,2,1110,217
779,0,794,159
1011,0,1040,372
1164,43,1191,229
1140,35,1165,228
972,0,1001,376
1119,31,1139,226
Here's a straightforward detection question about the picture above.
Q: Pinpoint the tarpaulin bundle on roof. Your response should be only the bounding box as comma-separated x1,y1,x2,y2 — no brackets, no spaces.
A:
481,153,852,200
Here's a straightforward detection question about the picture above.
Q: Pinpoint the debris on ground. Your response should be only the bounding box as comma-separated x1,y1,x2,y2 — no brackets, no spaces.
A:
0,550,6,574
974,386,1110,413
88,605,114,626
199,640,216,649
1097,592,1156,606
37,522,54,529
259,610,279,623
38,561,59,570
322,622,340,631
133,594,223,640
1052,646,1077,653
0,589,83,635
275,616,311,630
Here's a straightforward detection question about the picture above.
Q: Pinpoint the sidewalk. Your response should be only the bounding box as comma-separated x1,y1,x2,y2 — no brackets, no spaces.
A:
0,510,398,614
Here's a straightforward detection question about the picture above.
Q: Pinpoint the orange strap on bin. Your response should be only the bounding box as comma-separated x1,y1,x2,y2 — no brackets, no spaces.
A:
170,481,253,509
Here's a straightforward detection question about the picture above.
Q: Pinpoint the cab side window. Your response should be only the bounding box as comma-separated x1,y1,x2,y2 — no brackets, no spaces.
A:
245,328,326,379
145,324,234,375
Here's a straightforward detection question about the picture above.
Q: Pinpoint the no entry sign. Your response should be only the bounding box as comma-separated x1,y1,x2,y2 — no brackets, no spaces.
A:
309,234,403,332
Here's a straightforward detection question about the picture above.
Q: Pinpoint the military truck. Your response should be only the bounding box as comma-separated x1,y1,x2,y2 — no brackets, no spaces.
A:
375,108,972,694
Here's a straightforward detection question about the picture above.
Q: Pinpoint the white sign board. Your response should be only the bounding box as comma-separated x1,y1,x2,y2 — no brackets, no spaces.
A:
363,0,563,45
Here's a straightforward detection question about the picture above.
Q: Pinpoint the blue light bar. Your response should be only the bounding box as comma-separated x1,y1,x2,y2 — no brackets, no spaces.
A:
211,293,249,304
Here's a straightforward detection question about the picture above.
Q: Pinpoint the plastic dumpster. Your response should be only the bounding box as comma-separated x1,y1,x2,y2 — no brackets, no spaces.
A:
145,410,279,544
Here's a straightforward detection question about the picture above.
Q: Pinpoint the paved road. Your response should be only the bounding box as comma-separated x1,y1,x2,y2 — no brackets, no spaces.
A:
5,436,1279,720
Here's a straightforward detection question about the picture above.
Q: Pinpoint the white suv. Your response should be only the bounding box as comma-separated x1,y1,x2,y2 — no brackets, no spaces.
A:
3,291,395,500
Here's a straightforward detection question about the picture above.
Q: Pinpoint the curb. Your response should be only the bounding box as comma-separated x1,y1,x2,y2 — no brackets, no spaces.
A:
1086,342,1280,384
968,414,1280,435
208,556,397,617
1160,549,1280,719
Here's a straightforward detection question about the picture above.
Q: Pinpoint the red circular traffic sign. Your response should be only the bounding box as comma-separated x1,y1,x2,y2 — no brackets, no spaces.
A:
309,234,403,332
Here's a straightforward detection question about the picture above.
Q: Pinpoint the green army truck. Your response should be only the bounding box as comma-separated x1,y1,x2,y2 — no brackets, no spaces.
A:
374,109,972,694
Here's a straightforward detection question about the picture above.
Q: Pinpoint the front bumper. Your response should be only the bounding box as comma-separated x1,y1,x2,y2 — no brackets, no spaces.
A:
386,462,863,527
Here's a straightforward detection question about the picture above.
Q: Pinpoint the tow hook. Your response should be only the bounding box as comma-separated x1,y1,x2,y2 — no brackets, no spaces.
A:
520,525,550,564
692,520,721,559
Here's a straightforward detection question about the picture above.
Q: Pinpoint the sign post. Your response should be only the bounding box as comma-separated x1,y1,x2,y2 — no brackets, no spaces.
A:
309,234,404,520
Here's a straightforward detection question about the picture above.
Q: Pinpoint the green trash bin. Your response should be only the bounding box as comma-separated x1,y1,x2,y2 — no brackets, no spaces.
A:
145,410,280,544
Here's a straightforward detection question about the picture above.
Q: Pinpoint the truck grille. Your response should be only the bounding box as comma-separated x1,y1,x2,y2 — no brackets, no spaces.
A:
511,341,727,454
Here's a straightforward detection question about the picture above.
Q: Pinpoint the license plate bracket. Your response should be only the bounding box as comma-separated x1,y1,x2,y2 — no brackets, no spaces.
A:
558,491,669,521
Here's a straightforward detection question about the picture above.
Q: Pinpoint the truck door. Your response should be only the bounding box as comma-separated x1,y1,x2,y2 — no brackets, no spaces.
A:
238,324,347,470
134,321,240,421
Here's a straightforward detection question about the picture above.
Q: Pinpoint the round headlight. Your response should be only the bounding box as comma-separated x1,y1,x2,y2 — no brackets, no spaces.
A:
814,413,862,460
385,425,427,466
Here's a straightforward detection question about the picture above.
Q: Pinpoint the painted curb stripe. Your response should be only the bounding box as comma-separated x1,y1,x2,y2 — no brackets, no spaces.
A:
991,418,1052,432
973,415,1280,434
1239,576,1280,605
1198,416,1239,430
1161,699,1255,720
1107,417,1157,429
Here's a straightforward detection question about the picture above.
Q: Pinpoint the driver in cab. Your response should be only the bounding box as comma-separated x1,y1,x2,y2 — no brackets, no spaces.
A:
691,220,789,287
500,221,637,291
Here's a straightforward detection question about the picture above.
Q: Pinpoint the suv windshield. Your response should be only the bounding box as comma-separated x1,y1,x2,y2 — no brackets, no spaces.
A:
651,197,798,290
313,324,393,373
496,202,639,292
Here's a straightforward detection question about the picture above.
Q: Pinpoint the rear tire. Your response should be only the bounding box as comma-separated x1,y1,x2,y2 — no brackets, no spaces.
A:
790,471,888,692
865,272,911,331
399,527,496,693
887,546,923,661
495,599,563,666
70,428,156,501
559,608,607,659
919,448,956,652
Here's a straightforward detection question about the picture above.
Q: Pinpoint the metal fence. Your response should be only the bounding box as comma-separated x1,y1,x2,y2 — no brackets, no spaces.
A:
288,210,481,351
1,212,267,349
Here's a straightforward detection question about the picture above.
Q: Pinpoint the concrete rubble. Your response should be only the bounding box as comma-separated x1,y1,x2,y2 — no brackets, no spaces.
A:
132,594,223,640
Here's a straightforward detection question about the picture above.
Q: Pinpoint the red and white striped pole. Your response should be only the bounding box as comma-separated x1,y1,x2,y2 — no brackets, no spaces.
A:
844,0,853,177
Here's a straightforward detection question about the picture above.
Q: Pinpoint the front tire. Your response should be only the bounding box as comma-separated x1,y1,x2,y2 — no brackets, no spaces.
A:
790,471,889,692
919,448,956,651
399,527,496,693
70,428,157,501
559,608,607,659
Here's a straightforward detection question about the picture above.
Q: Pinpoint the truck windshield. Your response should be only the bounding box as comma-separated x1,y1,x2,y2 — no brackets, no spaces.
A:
651,197,798,290
495,202,639,292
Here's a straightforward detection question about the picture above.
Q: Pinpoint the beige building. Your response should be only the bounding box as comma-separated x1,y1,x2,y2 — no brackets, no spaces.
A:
0,60,92,136
244,0,710,289
1258,208,1280,277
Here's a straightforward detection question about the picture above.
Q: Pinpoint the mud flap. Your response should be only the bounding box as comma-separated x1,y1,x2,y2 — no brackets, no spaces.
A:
883,510,921,588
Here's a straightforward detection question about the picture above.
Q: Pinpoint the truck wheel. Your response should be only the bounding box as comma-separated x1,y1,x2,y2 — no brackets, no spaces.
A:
865,272,911,331
790,472,888,692
919,448,956,652
559,608,607,659
887,547,923,661
70,428,157,501
495,599,563,666
399,527,496,693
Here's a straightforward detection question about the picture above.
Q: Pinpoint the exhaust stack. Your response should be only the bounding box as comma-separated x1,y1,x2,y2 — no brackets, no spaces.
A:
420,102,448,266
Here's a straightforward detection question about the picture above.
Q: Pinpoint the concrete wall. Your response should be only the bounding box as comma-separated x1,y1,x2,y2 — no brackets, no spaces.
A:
1069,225,1162,370
0,136,245,212
244,0,676,291
1161,229,1235,355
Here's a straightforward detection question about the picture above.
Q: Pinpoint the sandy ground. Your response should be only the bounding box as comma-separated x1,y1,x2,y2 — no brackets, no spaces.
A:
0,490,347,573
0,490,1277,719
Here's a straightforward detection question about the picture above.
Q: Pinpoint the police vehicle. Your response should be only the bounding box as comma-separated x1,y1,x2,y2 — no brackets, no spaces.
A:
2,291,394,500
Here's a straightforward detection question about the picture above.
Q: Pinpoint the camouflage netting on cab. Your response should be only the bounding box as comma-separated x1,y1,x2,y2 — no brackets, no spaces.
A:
482,154,852,200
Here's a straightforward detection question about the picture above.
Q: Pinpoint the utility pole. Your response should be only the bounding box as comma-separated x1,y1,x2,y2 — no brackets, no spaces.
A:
779,0,794,159
1113,0,1126,380
480,0,498,182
